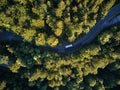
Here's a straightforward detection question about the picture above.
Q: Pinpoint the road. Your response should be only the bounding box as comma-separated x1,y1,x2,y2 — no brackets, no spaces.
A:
0,4,120,68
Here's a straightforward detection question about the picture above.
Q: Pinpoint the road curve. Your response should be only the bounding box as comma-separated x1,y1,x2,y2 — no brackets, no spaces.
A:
0,4,120,54
0,4,120,68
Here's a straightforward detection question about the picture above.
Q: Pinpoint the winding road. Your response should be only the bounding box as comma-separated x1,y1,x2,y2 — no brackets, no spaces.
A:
0,4,120,68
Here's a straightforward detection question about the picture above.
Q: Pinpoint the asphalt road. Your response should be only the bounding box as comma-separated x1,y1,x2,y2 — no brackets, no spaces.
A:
0,4,120,68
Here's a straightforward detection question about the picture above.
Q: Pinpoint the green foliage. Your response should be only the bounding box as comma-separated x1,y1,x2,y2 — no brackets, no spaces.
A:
0,0,7,8
9,58,25,73
21,29,36,42
98,31,113,45
0,56,9,64
101,0,116,16
0,81,6,90
35,33,46,46
0,0,120,90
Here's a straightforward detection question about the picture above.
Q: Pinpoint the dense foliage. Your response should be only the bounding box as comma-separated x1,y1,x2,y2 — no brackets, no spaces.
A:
0,0,120,90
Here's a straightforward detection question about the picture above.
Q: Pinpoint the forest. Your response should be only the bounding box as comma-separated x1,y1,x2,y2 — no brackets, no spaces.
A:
0,0,120,90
